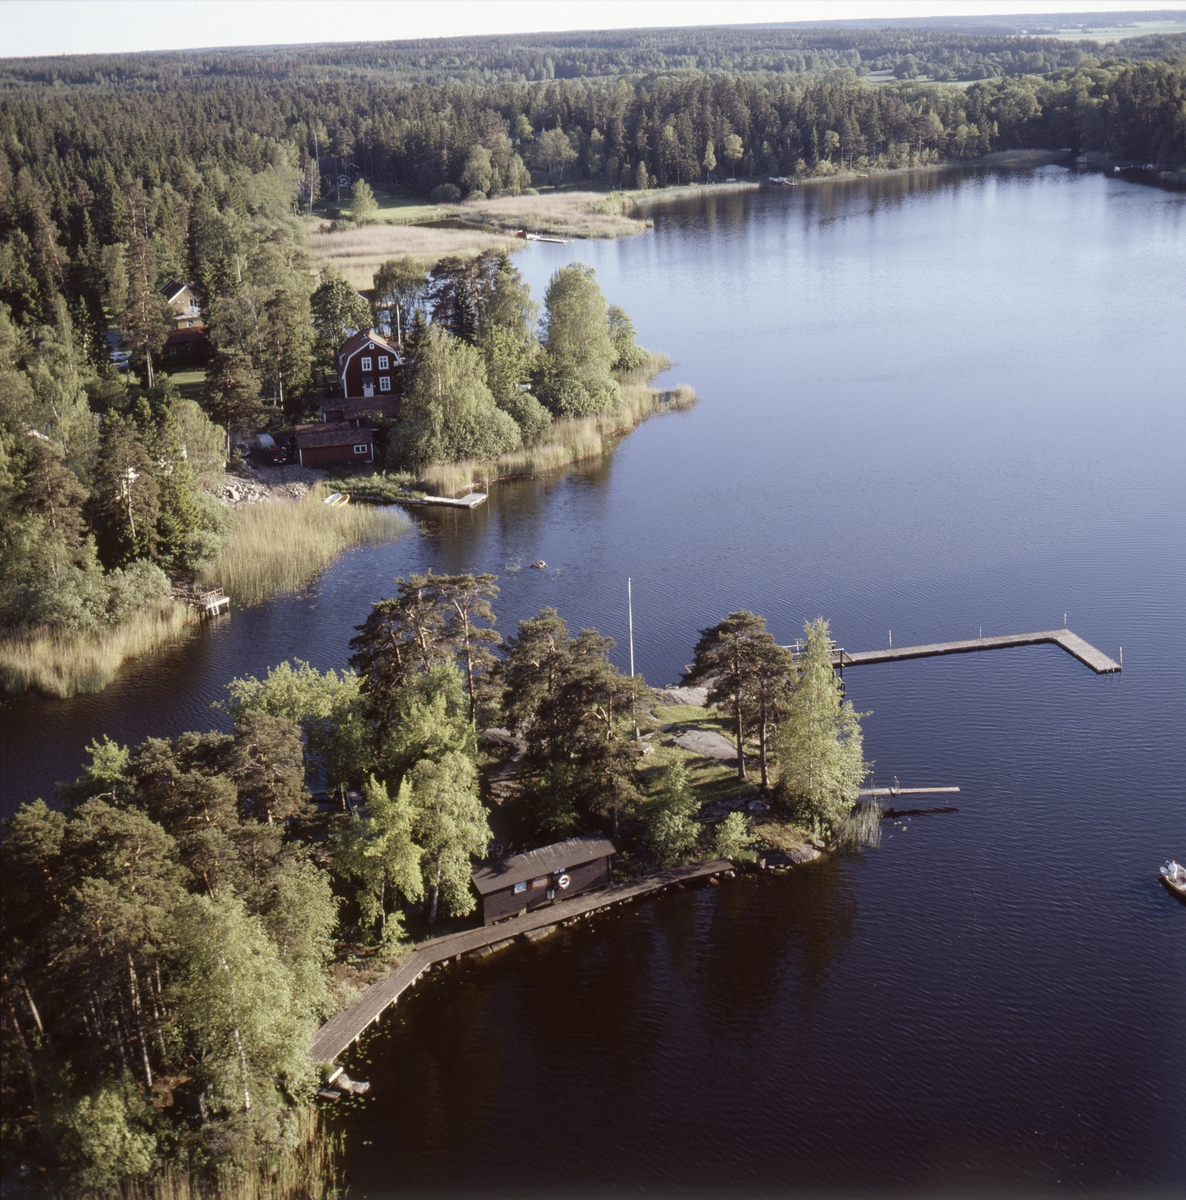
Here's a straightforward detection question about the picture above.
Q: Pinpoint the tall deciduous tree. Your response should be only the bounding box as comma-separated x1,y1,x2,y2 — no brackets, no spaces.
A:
537,263,619,418
775,617,869,835
407,750,490,923
392,325,520,468
170,890,315,1119
350,178,379,225
372,256,426,350
88,415,160,567
310,272,371,377
334,774,423,944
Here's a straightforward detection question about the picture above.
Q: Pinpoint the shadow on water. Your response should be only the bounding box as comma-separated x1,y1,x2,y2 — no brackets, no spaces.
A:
336,863,860,1194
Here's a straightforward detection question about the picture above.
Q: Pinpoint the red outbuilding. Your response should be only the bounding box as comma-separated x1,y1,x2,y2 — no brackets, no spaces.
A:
293,421,375,467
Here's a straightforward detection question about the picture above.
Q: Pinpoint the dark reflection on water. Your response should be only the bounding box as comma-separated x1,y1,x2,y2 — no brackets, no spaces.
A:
3,168,1185,1190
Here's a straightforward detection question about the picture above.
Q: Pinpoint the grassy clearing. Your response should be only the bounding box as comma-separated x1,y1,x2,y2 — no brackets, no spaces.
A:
311,191,454,226
168,367,207,404
457,190,647,237
306,189,650,285
416,374,694,496
197,484,411,605
0,598,197,698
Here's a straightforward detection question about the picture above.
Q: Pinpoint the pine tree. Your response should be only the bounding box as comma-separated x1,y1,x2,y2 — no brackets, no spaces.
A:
120,230,170,389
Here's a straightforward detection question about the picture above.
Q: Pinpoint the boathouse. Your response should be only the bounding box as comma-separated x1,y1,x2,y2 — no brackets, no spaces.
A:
471,834,616,925
293,421,374,467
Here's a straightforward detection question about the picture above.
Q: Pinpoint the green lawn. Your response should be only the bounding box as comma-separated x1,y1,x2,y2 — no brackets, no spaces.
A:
169,368,207,404
309,189,457,227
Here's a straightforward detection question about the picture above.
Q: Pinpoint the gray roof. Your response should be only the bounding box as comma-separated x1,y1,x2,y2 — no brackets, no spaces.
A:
471,834,616,895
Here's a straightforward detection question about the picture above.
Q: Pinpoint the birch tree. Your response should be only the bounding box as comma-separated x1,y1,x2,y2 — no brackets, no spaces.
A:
775,618,869,836
407,751,490,923
335,774,423,946
171,890,315,1116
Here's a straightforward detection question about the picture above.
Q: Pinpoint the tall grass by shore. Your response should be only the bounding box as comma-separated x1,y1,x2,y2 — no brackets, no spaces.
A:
198,485,411,605
113,1107,342,1200
417,374,696,495
0,598,198,698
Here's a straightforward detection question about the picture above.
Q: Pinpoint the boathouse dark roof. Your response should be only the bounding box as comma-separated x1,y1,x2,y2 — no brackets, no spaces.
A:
294,421,373,449
471,835,616,895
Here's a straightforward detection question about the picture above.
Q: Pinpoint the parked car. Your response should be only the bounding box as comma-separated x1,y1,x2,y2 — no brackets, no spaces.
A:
267,445,287,464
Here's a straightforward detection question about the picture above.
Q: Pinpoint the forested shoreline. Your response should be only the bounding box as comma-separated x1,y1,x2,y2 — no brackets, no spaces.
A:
3,20,1184,1195
2,581,866,1195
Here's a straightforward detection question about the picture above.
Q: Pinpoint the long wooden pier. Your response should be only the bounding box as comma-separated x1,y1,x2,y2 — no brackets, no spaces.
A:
310,858,733,1064
813,628,1120,674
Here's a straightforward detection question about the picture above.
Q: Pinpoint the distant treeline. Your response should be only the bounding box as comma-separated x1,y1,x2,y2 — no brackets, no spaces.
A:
2,59,1185,335
2,24,1184,86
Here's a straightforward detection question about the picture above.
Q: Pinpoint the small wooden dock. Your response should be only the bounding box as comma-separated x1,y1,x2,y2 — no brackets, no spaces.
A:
310,857,733,1064
398,492,488,510
172,584,229,617
802,628,1120,675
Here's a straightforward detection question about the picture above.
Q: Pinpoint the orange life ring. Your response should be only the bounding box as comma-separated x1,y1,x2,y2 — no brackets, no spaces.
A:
557,873,571,890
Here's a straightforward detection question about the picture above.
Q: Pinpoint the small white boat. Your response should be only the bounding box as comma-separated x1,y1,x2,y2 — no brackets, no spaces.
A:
323,491,350,506
1159,860,1186,900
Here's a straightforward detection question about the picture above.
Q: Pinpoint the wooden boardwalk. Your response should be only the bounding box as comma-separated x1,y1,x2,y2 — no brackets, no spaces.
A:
310,858,733,1064
819,628,1120,674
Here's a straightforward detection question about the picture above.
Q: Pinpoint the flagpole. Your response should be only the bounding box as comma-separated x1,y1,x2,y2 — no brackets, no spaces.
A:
628,577,638,739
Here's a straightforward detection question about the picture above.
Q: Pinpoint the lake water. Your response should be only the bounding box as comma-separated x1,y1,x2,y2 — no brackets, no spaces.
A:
3,166,1184,1192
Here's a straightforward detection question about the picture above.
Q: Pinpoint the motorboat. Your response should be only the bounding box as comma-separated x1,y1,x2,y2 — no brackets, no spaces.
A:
1159,860,1186,900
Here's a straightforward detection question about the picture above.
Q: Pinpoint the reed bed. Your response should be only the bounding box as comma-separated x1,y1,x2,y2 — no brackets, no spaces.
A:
308,222,521,286
417,379,697,495
198,486,410,605
113,1108,342,1200
458,190,647,237
0,599,197,698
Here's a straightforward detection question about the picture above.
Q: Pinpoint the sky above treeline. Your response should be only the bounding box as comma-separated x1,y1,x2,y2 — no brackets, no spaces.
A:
3,0,1186,59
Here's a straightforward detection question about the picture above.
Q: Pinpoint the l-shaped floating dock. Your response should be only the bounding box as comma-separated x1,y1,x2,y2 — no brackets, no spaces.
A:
813,628,1121,674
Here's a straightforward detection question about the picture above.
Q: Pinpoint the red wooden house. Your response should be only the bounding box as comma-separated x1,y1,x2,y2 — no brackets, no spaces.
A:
336,329,403,404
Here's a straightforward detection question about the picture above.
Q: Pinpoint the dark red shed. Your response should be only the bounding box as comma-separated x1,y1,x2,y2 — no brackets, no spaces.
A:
471,835,616,925
294,421,374,467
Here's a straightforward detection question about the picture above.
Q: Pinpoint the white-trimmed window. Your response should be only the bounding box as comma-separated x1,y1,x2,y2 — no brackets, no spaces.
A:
379,375,391,392
353,444,369,455
360,356,372,371
378,356,389,370
513,881,527,895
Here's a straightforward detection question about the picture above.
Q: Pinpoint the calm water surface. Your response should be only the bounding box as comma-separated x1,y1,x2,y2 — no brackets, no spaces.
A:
3,167,1184,1192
